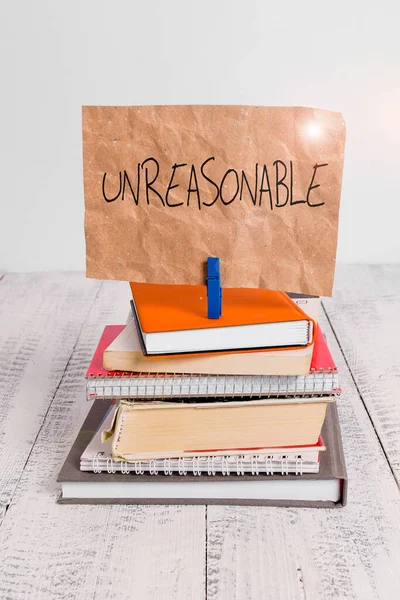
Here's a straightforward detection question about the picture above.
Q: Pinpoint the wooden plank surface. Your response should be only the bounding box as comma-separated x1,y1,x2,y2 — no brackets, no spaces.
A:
206,308,400,600
323,265,400,484
0,273,100,521
0,278,205,600
1,269,400,599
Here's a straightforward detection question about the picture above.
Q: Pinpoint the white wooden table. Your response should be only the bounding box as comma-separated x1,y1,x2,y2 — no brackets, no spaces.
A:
0,266,399,600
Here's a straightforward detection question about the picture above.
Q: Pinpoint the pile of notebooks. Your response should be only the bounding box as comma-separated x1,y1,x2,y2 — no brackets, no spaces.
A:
58,283,347,508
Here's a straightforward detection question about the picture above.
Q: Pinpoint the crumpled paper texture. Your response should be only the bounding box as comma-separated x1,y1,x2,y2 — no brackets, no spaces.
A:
83,105,345,296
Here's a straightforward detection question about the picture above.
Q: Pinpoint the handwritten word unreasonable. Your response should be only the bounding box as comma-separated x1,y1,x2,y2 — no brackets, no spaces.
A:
102,157,328,210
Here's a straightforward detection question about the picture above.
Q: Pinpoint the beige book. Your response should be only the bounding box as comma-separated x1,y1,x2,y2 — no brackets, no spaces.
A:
102,396,334,460
103,319,314,376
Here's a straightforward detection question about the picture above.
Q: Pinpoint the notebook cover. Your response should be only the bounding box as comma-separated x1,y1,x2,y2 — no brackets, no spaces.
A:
86,322,334,378
131,298,315,357
130,282,313,333
57,400,347,508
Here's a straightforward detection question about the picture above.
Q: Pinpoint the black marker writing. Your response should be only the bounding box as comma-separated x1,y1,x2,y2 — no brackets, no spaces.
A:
166,163,186,207
274,160,289,208
122,167,140,205
102,172,122,203
240,165,258,205
201,157,220,207
101,157,329,211
220,169,239,205
307,163,328,207
259,165,273,210
187,165,201,210
142,157,165,207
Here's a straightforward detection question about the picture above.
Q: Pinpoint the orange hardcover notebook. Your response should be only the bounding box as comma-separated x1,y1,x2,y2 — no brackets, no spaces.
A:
130,283,315,356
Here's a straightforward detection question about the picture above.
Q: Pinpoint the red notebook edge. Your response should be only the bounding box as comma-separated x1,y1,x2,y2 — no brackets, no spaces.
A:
86,325,125,378
310,325,337,372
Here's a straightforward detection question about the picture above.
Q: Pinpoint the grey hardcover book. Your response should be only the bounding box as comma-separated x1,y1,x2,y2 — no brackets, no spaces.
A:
57,400,347,508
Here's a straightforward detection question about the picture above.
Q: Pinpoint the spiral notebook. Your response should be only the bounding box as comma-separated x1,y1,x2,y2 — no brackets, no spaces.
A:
57,400,347,507
86,324,339,400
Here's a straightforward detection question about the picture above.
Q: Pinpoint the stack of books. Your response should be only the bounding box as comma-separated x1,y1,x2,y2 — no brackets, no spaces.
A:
58,283,347,508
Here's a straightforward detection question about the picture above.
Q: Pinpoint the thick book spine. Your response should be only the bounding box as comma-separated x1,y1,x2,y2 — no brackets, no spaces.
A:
86,371,340,400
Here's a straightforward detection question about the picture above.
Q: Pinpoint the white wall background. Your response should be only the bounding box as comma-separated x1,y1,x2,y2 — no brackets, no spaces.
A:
1,0,399,271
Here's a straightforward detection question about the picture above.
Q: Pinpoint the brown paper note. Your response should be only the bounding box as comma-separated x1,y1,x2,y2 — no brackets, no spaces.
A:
83,105,345,296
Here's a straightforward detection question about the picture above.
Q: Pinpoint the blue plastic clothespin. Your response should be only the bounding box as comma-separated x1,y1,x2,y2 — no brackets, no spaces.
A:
206,257,222,319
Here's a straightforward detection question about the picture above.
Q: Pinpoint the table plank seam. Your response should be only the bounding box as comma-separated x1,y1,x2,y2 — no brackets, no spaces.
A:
0,280,104,524
322,301,400,489
296,567,306,600
205,505,208,600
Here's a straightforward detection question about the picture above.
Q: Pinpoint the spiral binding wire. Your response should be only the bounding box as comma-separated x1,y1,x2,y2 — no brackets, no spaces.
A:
87,370,340,400
88,453,314,476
